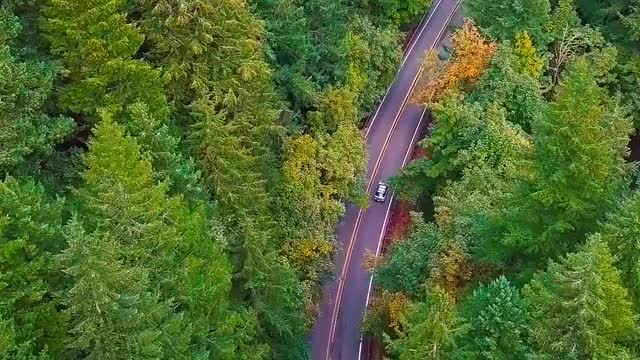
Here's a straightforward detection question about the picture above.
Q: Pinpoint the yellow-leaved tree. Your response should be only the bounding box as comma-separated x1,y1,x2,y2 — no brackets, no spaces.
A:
413,20,497,105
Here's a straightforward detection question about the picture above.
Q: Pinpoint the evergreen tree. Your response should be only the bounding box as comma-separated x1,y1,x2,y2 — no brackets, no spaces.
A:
501,58,631,257
250,0,318,115
69,117,251,358
390,285,463,360
61,219,168,359
457,276,531,359
42,0,205,198
136,2,310,356
599,191,640,311
524,236,636,358
301,0,351,86
42,0,168,123
0,7,74,175
0,178,67,358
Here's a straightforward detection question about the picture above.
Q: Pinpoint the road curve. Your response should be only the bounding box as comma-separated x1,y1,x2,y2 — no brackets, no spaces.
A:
310,1,461,359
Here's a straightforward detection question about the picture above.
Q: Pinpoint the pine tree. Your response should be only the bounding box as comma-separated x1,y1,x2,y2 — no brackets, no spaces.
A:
61,219,168,359
524,236,636,358
599,191,640,310
0,7,74,174
70,117,248,358
301,0,351,86
391,285,463,360
250,0,318,113
457,276,531,359
42,0,205,199
136,2,310,356
42,0,168,123
0,177,67,358
502,58,631,257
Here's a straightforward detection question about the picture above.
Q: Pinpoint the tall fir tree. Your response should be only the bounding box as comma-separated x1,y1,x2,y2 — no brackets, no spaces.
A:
457,276,531,359
66,117,256,358
136,2,310,357
42,0,205,198
524,236,636,358
501,58,631,257
0,7,74,175
0,178,68,359
390,285,464,360
599,191,640,311
42,0,168,123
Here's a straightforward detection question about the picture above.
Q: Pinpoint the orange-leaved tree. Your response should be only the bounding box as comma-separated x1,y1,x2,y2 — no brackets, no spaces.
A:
413,20,497,105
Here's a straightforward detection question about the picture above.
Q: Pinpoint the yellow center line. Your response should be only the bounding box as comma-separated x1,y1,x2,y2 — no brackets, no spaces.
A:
323,3,460,359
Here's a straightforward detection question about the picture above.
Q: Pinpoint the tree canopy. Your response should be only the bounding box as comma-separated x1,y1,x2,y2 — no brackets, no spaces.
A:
369,1,640,358
0,0,430,358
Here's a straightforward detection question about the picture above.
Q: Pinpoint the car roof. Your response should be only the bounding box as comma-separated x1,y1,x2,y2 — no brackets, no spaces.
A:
377,183,387,191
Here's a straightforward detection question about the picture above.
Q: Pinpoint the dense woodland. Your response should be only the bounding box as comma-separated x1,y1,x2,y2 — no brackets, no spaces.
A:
367,0,640,359
0,0,431,358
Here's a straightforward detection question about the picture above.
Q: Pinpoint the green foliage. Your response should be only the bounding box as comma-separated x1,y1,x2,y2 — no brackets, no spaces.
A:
251,0,317,115
576,0,640,43
61,219,169,359
42,0,205,198
549,0,582,39
466,0,551,46
392,91,531,201
469,45,545,131
390,285,463,360
0,177,67,359
0,8,74,175
457,276,531,359
380,2,640,359
42,0,169,123
363,0,431,26
345,16,402,114
599,191,640,311
524,236,636,358
0,0,433,357
66,117,255,359
375,216,442,295
500,58,631,257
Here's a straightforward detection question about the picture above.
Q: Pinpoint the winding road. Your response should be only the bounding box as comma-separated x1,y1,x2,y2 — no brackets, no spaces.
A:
310,1,461,359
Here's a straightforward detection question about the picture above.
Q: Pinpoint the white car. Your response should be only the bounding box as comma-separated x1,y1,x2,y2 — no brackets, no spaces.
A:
373,182,389,202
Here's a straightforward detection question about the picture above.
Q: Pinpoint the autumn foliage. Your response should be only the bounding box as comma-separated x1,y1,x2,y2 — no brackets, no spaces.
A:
413,20,497,104
363,290,410,337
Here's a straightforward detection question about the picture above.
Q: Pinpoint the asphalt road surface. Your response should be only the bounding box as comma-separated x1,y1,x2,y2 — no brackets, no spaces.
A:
310,1,461,359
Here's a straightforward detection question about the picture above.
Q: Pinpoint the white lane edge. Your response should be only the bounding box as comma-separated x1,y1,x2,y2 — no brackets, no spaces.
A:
356,104,428,360
364,0,443,138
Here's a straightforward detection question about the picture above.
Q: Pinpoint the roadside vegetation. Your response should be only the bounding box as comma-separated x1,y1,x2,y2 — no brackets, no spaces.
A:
0,0,430,358
366,0,640,358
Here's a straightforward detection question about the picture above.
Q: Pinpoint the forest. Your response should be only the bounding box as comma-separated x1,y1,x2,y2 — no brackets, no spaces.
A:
4,0,640,359
365,0,640,359
0,0,430,358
